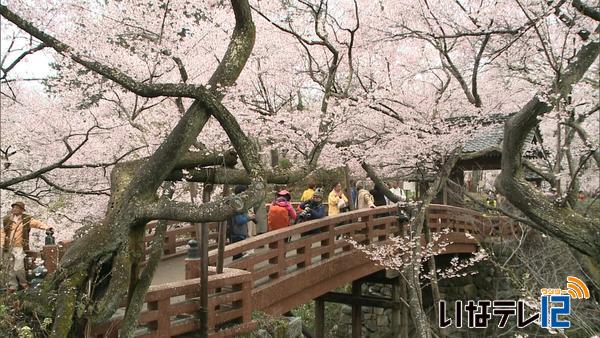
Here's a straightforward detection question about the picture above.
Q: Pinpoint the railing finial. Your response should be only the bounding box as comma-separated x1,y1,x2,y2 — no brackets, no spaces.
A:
188,239,200,258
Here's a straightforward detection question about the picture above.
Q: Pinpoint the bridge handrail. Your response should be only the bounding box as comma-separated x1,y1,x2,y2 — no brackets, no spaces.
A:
207,205,398,263
90,266,254,337
144,221,219,259
207,204,514,264
196,204,515,291
426,204,518,237
191,206,406,298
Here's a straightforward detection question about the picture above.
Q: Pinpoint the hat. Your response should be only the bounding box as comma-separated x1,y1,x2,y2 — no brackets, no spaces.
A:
276,190,290,196
313,188,323,198
11,201,25,210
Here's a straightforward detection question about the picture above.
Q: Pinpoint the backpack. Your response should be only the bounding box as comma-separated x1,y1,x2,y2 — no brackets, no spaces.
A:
268,204,290,231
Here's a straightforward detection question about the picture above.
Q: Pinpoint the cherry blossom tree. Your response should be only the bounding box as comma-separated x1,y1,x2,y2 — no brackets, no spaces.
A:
1,1,271,335
0,0,598,336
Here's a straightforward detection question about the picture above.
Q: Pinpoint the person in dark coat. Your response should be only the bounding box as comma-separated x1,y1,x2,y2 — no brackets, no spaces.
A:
297,188,326,223
370,185,387,207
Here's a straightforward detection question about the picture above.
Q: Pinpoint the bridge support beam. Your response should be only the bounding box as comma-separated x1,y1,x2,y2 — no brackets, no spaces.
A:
352,280,362,338
315,298,325,338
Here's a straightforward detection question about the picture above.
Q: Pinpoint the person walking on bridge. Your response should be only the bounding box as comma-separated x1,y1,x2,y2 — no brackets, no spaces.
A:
1,201,52,290
297,188,326,222
357,181,376,209
267,190,297,231
386,181,406,205
370,185,387,207
328,182,349,215
228,185,256,259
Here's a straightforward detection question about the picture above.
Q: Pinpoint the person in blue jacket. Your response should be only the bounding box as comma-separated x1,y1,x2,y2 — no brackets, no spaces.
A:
229,185,255,259
296,189,326,236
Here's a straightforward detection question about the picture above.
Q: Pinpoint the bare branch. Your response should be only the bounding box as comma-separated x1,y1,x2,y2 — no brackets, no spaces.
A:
0,125,99,189
0,5,209,99
39,175,111,196
496,26,600,258
0,43,45,79
563,120,600,168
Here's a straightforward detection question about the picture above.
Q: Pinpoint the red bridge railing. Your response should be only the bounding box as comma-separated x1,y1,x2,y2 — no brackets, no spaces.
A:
90,266,254,338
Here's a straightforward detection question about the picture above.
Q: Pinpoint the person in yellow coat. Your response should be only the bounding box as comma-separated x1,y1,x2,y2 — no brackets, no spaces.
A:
328,182,349,215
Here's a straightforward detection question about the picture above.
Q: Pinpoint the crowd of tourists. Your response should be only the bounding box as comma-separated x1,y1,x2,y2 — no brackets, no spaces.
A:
226,179,408,256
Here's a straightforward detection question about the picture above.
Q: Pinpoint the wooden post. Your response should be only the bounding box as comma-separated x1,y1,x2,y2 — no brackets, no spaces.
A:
315,297,325,338
216,221,226,274
41,244,60,274
442,183,448,205
200,222,209,338
148,299,170,335
364,215,373,245
242,279,252,324
352,280,362,338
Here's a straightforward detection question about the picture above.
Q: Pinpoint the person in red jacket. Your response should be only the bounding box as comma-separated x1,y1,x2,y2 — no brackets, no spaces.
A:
267,190,297,231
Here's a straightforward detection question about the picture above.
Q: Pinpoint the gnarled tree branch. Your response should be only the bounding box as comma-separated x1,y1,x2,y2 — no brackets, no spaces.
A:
496,27,600,259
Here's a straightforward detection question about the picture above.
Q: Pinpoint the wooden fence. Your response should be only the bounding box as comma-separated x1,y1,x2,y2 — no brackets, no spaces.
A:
143,221,220,261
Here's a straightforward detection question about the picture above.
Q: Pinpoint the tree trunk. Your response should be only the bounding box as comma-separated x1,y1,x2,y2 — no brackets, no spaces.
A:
496,29,600,262
404,150,461,338
423,219,447,338
0,2,262,336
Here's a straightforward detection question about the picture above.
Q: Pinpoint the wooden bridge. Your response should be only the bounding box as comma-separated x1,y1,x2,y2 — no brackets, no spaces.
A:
40,204,518,337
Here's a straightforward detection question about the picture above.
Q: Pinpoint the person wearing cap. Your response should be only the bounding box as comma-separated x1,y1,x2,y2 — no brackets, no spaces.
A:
267,190,297,231
297,188,326,223
2,201,52,290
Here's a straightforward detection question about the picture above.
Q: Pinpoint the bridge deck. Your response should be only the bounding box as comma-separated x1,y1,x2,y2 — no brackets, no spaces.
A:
152,255,186,285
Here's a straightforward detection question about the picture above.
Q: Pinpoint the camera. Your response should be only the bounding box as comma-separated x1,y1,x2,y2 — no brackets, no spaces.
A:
297,207,311,222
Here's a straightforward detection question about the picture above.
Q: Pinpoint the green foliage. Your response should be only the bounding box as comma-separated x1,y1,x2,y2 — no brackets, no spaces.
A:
277,158,293,170
18,326,34,338
252,311,288,335
311,167,347,192
47,196,70,213
291,300,346,337
286,167,347,200
41,317,52,332
575,195,600,216
0,288,53,338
